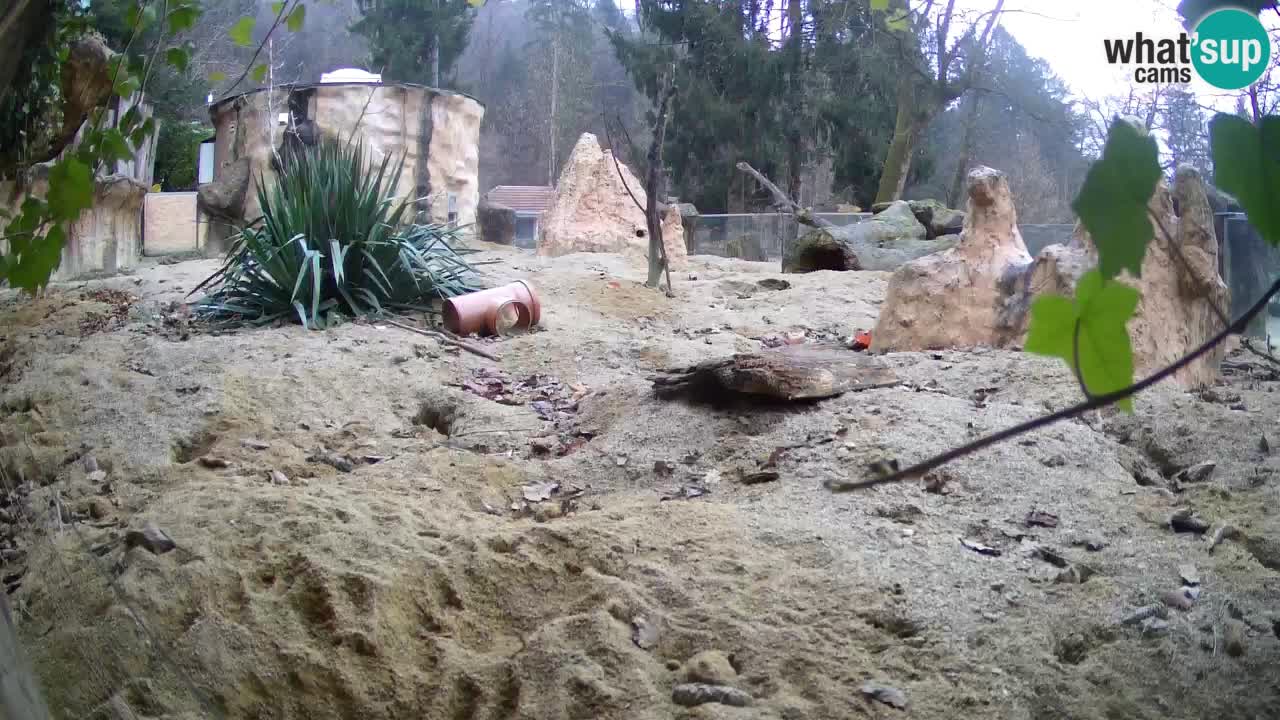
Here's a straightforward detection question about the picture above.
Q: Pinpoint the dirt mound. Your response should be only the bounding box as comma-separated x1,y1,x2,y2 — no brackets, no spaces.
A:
1,249,1279,719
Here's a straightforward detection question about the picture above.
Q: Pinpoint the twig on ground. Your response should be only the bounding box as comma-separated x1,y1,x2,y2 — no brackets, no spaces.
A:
381,318,501,361
827,273,1280,492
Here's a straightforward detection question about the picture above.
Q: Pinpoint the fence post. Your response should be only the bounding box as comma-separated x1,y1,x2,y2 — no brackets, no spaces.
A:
0,593,50,720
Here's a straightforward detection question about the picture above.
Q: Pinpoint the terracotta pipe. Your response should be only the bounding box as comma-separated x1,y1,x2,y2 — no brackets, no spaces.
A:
442,281,541,337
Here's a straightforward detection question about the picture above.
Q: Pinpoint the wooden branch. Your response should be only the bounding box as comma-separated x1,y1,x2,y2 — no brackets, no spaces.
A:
735,162,834,229
381,319,501,361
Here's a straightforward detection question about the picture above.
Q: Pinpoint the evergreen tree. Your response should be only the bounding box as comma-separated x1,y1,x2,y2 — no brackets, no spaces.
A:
351,0,477,84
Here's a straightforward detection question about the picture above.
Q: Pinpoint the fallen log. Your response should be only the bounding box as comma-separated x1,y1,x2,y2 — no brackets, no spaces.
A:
650,345,899,401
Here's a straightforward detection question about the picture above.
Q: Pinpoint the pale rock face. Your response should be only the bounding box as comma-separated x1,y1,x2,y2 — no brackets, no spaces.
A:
872,167,1033,351
536,133,687,271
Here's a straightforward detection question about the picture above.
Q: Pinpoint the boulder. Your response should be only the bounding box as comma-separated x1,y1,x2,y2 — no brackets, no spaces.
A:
197,157,251,219
783,201,952,273
476,198,516,246
907,199,966,239
1028,167,1228,388
873,167,1034,351
537,133,687,270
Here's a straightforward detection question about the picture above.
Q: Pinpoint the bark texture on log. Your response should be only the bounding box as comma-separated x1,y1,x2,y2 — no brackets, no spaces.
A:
651,345,899,401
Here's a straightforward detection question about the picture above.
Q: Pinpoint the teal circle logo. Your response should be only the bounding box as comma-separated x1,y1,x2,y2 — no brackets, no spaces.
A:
1192,8,1272,90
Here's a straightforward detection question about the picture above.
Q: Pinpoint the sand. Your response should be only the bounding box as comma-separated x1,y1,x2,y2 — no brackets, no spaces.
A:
1,244,1279,719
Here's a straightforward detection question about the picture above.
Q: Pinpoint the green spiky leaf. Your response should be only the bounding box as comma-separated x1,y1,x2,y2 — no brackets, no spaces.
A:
46,158,94,221
870,0,889,9
1072,119,1161,280
1210,114,1280,246
251,64,269,84
286,3,306,31
230,16,256,47
1025,270,1141,413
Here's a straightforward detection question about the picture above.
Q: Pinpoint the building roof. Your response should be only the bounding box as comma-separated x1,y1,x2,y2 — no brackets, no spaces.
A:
485,185,556,214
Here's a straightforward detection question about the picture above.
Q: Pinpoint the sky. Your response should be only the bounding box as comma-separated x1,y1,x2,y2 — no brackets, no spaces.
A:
970,0,1224,102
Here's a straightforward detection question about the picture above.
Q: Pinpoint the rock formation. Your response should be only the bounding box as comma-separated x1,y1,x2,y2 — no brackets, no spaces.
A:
1023,166,1229,388
476,198,516,246
872,160,1231,390
870,199,966,239
872,167,1033,351
536,134,687,270
783,201,955,273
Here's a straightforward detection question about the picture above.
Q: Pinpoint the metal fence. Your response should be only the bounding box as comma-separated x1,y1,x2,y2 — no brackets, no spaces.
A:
686,213,870,261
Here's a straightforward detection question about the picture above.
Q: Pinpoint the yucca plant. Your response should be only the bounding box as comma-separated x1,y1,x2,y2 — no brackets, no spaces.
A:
189,139,480,328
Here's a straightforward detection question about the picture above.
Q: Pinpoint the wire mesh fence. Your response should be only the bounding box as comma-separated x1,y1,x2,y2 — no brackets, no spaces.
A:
685,213,871,261
1219,212,1280,340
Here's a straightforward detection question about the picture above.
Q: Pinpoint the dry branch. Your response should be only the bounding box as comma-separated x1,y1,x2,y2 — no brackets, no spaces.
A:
382,318,501,361
734,162,834,230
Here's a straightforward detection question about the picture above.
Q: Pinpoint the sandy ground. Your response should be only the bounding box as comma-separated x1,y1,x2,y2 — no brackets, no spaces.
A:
2,244,1280,719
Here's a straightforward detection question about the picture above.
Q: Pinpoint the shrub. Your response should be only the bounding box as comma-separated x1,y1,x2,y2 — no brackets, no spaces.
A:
190,139,479,328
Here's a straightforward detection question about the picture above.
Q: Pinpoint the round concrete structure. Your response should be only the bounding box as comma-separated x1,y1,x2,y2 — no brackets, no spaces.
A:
201,82,484,251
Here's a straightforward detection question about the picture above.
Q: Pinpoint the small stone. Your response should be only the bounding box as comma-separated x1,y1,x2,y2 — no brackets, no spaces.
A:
124,522,176,555
671,684,752,708
653,460,676,476
1162,587,1197,611
268,470,290,486
197,456,231,469
1174,462,1217,485
1025,509,1059,528
1054,565,1095,584
82,455,99,473
87,470,107,483
682,650,737,686
1178,563,1200,587
631,616,659,650
86,498,108,520
1141,617,1170,638
615,455,629,467
1261,435,1271,455
242,439,271,450
860,682,908,710
1120,604,1168,626
1224,619,1247,657
1170,508,1210,534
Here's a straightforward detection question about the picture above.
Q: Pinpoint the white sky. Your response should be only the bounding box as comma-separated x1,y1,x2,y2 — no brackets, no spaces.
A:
972,0,1226,103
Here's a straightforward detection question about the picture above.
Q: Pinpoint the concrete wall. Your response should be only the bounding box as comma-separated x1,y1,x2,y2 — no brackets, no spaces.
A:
204,83,484,239
143,192,213,255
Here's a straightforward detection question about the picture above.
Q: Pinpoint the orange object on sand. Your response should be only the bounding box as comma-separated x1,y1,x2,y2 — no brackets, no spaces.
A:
851,330,872,351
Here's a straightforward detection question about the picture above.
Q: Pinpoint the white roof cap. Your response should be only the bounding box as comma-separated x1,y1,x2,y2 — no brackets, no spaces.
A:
320,68,382,84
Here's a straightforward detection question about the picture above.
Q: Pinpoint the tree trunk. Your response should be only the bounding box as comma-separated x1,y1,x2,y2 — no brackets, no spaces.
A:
0,0,50,106
875,77,923,204
645,78,677,289
947,93,981,208
549,36,559,186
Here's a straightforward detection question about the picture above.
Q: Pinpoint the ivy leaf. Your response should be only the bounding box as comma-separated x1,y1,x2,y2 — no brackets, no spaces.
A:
100,129,132,163
46,158,94,222
252,64,269,84
8,224,65,293
1072,119,1161,280
1210,114,1280,246
286,3,306,31
114,74,141,99
120,105,143,133
230,16,256,47
466,0,485,7
272,1,285,14
886,11,910,31
869,0,889,9
209,70,227,84
168,4,200,32
165,46,190,73
1024,270,1141,413
130,118,157,149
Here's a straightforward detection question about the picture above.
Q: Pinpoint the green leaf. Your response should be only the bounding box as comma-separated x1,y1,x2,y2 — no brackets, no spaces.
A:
886,11,909,31
286,3,306,31
120,105,143,133
466,0,484,7
130,117,157,149
165,46,190,73
230,16,256,47
251,64,269,84
1024,270,1141,412
114,74,141,99
1210,114,1280,246
1072,119,1161,281
168,4,200,32
46,158,94,222
272,1,286,14
869,0,889,9
8,224,66,293
100,129,132,162
208,70,227,84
